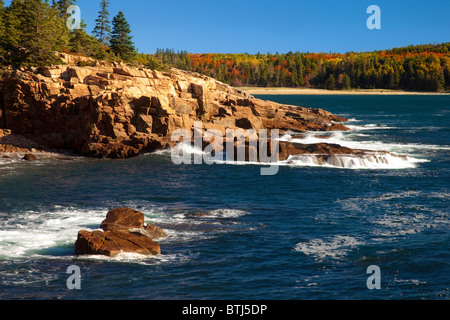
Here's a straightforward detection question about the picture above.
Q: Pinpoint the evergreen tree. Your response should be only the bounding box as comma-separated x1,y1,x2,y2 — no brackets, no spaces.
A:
0,7,4,62
324,74,336,90
0,0,69,66
342,73,351,90
21,0,69,65
70,19,101,58
1,0,24,49
55,0,75,17
93,0,111,45
110,11,135,61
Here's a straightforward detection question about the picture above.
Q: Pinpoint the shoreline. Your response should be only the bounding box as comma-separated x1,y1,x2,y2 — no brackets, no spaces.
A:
240,87,450,95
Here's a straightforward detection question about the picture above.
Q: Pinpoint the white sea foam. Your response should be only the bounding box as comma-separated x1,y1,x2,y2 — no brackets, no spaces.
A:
345,124,398,131
0,204,251,260
207,209,250,218
279,131,448,154
0,207,107,259
294,235,363,260
283,153,420,170
165,119,439,170
73,251,194,266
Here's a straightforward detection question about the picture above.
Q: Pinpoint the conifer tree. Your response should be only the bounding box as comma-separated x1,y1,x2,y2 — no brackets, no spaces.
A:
55,0,75,17
70,18,101,58
0,6,4,60
21,0,69,65
110,11,135,61
1,0,24,49
325,74,337,90
93,0,111,45
0,0,69,66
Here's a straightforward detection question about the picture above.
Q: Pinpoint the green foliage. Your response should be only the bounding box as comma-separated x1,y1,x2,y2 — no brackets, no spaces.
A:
135,53,169,71
156,44,450,92
324,74,336,90
0,0,70,67
93,0,111,45
54,0,75,17
0,0,127,68
110,11,136,62
70,21,102,57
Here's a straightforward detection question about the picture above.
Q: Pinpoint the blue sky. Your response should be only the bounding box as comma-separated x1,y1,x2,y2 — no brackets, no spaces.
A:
5,0,450,54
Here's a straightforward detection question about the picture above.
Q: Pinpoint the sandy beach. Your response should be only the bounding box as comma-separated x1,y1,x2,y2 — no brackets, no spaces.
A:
241,87,450,95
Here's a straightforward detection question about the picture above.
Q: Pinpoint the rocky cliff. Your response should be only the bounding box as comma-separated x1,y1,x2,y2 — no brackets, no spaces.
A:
0,53,350,159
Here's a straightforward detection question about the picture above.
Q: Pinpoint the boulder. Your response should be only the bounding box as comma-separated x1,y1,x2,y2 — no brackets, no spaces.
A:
75,207,166,257
99,207,145,231
278,142,362,161
23,154,38,161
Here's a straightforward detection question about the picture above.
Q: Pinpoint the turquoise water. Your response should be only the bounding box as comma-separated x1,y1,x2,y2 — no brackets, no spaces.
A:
0,95,448,300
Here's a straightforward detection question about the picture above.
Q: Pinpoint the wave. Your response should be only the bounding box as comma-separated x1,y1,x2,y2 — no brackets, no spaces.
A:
345,124,399,131
280,131,449,153
294,235,364,260
0,205,251,261
169,140,425,170
163,119,441,170
283,153,422,170
73,252,195,266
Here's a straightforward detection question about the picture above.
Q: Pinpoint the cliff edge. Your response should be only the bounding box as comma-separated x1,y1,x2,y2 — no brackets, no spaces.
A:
0,53,349,159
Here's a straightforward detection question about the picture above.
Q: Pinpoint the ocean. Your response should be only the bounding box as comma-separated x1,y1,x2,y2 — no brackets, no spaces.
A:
0,94,448,300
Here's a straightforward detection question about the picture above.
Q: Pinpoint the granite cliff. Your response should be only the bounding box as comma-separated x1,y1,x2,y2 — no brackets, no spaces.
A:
0,53,353,160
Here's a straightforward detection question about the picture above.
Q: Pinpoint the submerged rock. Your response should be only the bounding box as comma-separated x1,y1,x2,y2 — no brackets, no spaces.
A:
75,207,167,257
23,154,38,161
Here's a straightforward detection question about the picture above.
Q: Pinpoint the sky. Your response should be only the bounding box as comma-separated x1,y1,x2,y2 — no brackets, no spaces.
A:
4,0,450,54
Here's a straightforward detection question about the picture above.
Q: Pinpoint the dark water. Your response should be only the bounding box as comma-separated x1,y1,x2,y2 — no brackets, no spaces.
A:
0,94,448,300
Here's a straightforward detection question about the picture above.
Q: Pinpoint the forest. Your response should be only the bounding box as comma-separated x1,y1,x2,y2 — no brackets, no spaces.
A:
0,0,449,92
155,44,450,92
0,0,146,67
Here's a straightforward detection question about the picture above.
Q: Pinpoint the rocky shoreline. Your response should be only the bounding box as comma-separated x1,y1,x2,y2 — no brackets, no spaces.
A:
0,54,413,257
0,53,410,167
0,53,357,161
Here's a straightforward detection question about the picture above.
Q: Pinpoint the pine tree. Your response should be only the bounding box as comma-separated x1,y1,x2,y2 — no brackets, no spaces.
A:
93,0,111,45
0,5,4,60
110,11,135,61
70,19,100,57
325,74,336,90
1,0,70,66
55,0,75,17
1,0,24,49
342,73,351,90
21,0,69,65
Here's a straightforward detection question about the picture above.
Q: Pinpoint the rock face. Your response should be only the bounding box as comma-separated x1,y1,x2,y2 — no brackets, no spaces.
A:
75,207,167,257
0,53,349,159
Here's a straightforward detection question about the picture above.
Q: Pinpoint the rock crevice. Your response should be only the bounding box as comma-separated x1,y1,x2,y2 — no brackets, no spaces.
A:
0,54,350,159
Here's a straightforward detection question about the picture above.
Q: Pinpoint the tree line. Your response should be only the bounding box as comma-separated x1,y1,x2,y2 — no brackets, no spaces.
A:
155,44,450,92
0,0,139,67
0,1,448,92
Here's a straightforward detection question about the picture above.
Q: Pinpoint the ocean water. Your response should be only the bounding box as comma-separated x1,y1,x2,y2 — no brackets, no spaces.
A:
0,94,448,300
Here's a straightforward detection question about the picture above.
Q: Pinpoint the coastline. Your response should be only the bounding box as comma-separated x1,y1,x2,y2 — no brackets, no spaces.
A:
240,87,450,95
